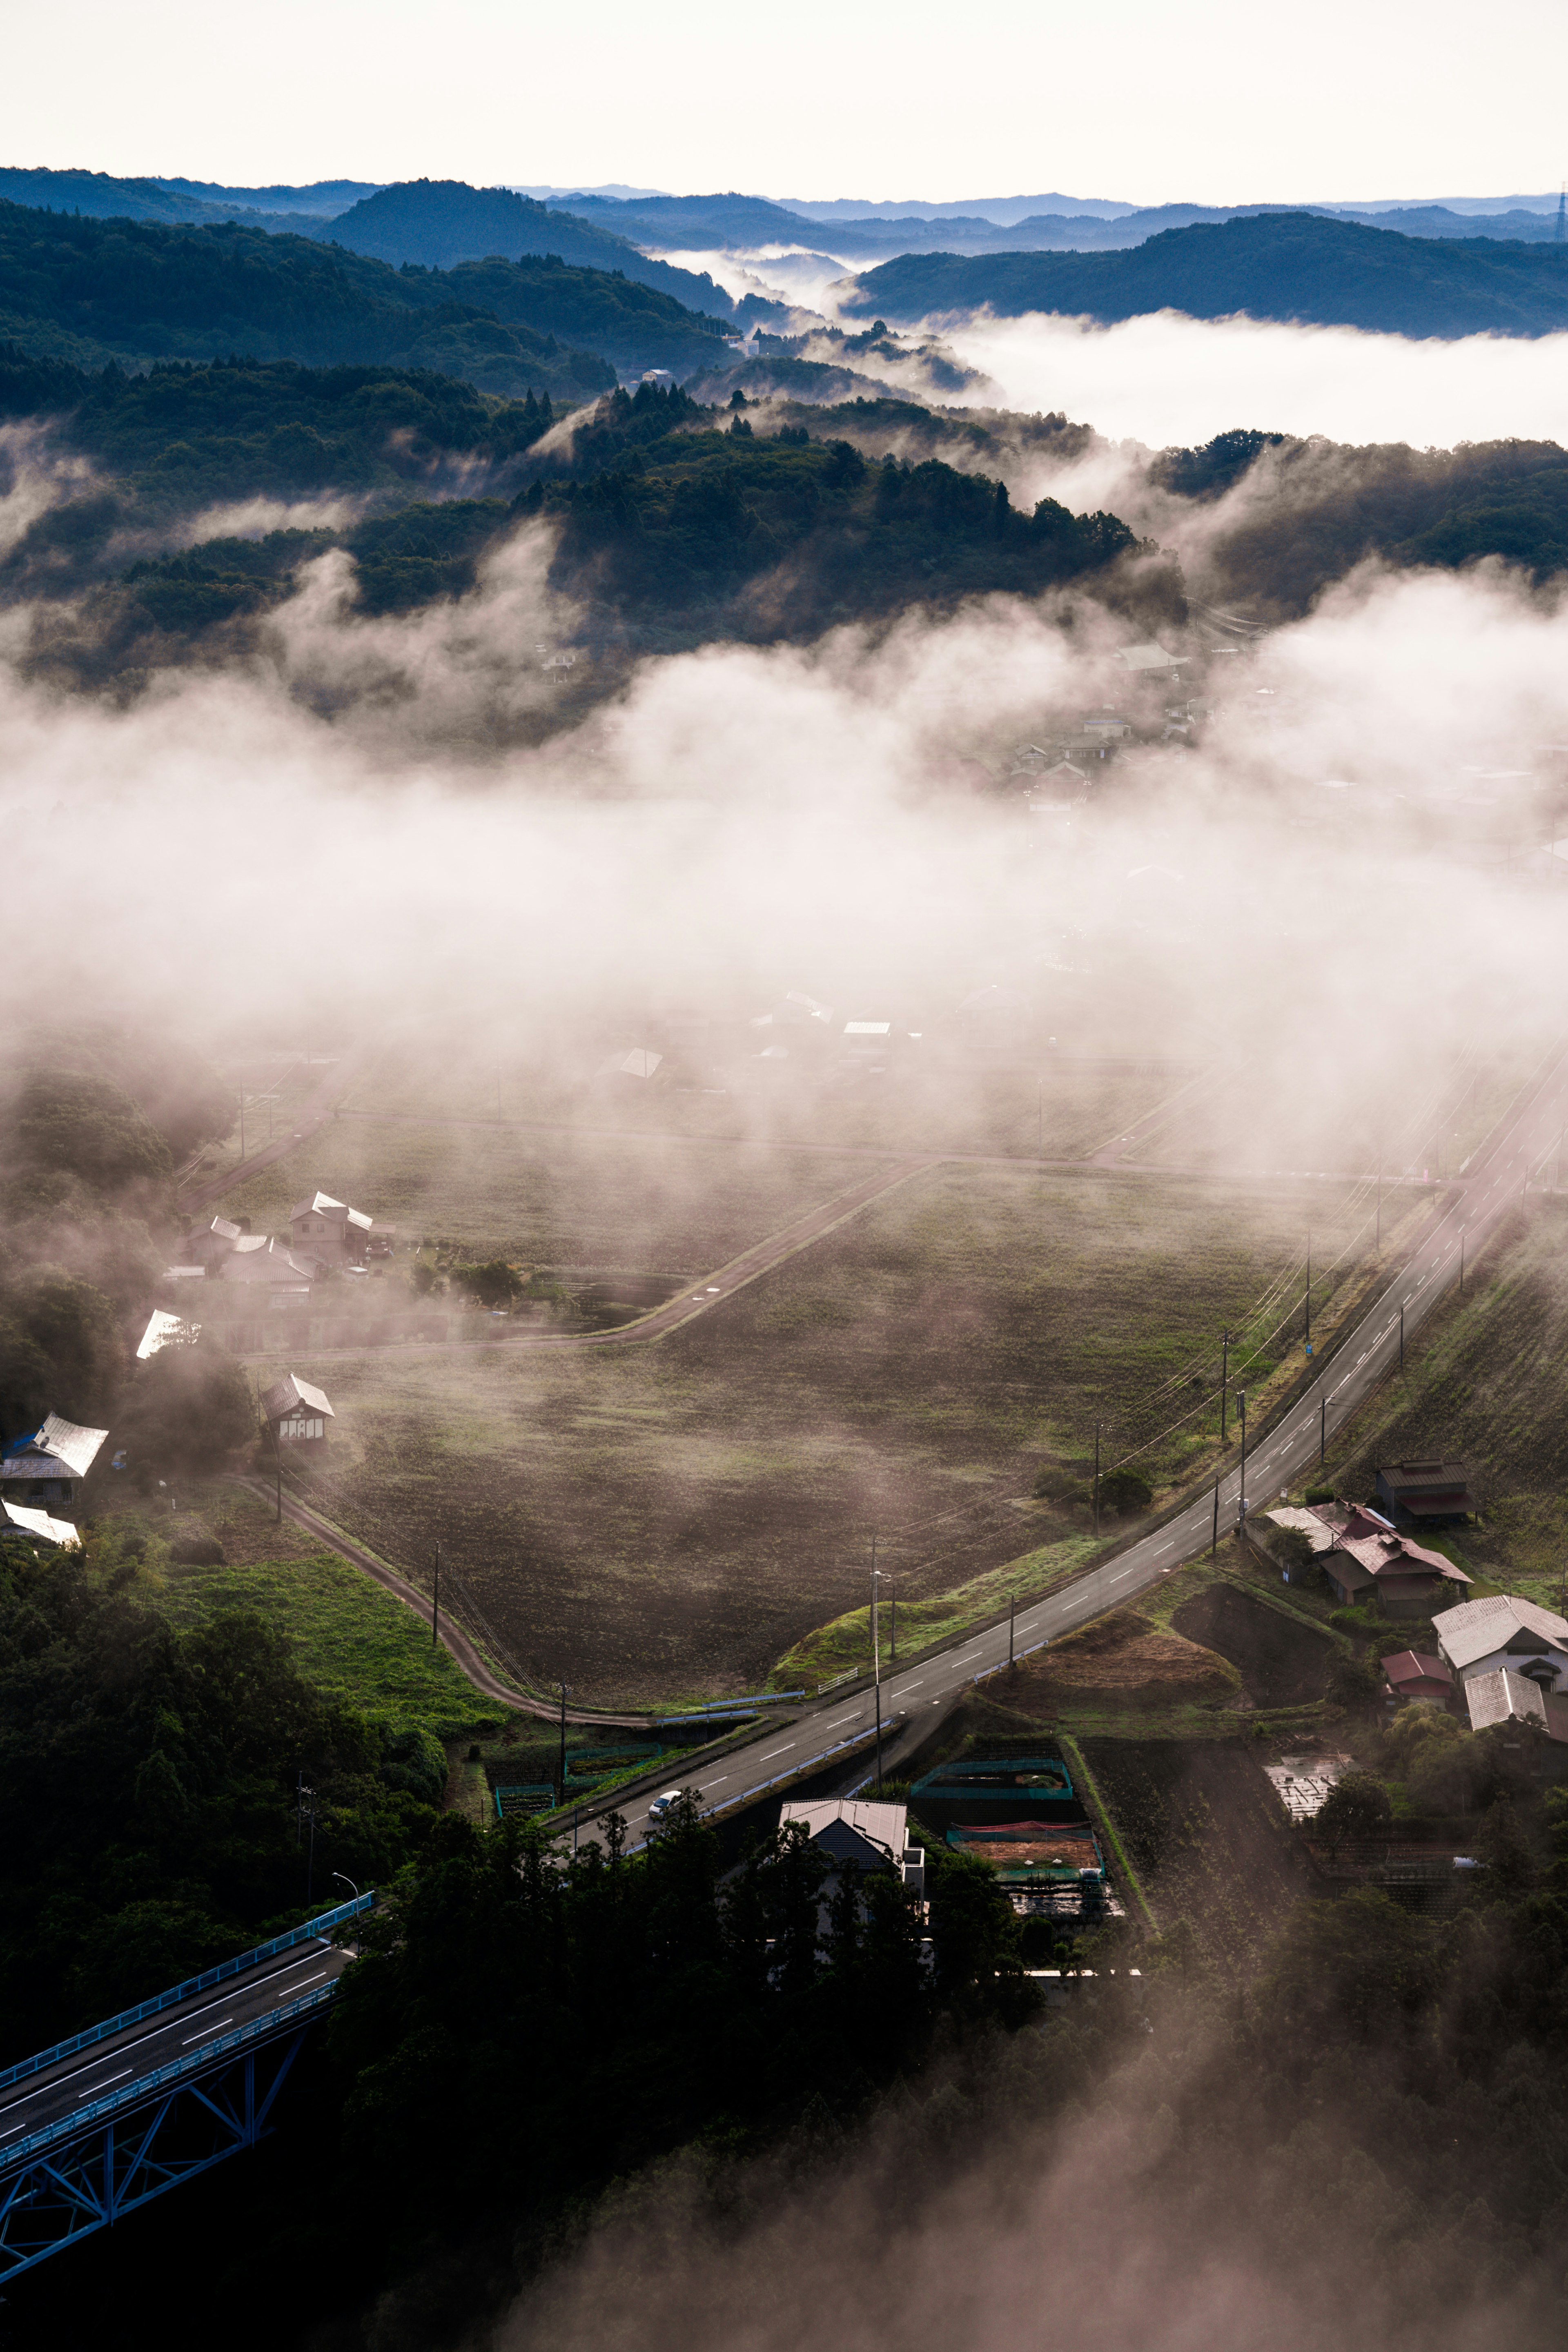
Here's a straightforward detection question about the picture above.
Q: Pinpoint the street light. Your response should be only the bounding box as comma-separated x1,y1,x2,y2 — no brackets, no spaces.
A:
332,1872,360,1953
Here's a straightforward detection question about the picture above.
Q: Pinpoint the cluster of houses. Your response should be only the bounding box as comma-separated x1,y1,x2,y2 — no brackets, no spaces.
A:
1265,1459,1568,1762
1266,1462,1478,1616
166,1191,392,1314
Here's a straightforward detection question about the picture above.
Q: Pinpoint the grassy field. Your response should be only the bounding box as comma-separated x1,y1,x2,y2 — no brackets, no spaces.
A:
252,1161,1383,1706
158,1543,497,1740
217,1120,904,1273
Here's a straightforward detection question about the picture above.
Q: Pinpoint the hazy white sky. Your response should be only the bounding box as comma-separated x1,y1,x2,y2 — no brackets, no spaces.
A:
13,0,1567,206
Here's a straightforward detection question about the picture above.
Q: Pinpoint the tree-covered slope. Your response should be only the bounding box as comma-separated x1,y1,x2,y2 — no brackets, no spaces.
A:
0,200,728,387
842,212,1568,338
318,180,739,319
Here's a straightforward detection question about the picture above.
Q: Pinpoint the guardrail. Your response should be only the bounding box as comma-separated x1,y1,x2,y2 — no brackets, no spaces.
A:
971,1639,1049,1685
628,1717,906,1852
0,1893,373,2094
816,1667,860,1694
0,1982,341,2173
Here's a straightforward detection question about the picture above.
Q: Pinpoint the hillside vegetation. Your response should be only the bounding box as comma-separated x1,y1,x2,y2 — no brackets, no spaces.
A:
843,212,1568,339
0,201,731,386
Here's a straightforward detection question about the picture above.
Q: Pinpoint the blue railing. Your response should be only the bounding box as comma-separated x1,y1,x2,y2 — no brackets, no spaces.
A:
0,1984,341,2173
0,1892,374,2094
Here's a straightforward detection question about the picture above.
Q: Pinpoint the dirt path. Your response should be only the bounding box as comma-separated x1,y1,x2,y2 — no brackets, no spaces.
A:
230,1475,643,1728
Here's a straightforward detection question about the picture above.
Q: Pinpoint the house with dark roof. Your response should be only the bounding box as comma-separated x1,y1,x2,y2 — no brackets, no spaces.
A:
1374,1461,1475,1525
1269,1501,1472,1616
1381,1650,1454,1707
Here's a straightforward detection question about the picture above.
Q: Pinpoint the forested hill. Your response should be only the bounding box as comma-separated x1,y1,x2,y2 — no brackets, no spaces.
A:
842,212,1568,338
320,180,738,319
0,202,735,387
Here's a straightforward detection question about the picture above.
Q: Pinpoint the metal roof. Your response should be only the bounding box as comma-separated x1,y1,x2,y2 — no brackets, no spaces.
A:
1437,1595,1568,1671
0,1499,81,1549
290,1192,347,1220
260,1373,334,1422
1465,1668,1550,1734
4,1415,111,1479
1381,1649,1452,1687
137,1310,199,1359
785,1799,909,1862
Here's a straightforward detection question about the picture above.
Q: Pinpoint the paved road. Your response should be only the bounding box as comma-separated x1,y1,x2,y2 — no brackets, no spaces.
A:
590,1045,1568,1853
0,1936,353,2150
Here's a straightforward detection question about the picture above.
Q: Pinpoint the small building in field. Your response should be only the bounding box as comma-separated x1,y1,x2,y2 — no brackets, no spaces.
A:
0,1413,109,1520
261,1373,335,1454
289,1191,374,1265
1436,1595,1568,1691
1374,1461,1475,1525
217,1234,319,1310
1381,1650,1454,1707
0,1497,82,1550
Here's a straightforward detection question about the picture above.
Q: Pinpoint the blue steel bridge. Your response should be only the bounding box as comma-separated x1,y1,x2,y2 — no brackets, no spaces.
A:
0,1892,372,2279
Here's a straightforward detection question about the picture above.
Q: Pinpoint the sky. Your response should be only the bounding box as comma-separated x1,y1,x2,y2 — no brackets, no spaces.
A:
12,0,1568,207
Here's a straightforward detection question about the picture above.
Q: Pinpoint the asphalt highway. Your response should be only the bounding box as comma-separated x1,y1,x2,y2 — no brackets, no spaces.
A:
597,1047,1568,1853
0,1936,354,2152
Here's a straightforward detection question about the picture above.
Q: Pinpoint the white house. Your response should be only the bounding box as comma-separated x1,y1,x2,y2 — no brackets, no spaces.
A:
1435,1595,1568,1691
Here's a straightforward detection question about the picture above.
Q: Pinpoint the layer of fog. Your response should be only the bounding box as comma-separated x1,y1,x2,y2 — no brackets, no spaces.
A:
3,489,1568,1136
941,309,1568,453
483,2026,1551,2352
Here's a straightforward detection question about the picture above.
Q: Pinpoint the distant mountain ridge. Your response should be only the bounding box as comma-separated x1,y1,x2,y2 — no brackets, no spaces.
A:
838,213,1568,340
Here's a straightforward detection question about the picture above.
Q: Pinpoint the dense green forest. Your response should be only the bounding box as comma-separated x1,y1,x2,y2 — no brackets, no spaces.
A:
844,212,1568,338
0,200,733,386
317,179,739,318
1159,427,1568,611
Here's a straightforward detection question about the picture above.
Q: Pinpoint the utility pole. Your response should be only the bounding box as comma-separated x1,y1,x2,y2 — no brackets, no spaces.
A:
432,1539,441,1651
1460,1231,1465,1295
1038,1082,1044,1160
1376,1154,1383,1255
1211,1476,1219,1557
1399,1303,1405,1370
238,1078,246,1163
557,1683,570,1810
890,1584,897,1666
1236,1391,1247,1531
1009,1590,1016,1668
1304,1232,1311,1348
1092,1421,1101,1538
1220,1332,1230,1445
1320,1396,1326,1468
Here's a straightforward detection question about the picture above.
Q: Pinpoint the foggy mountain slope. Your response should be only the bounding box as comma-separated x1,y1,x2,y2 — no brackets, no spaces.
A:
0,163,342,234
316,180,740,321
841,212,1568,338
0,201,731,382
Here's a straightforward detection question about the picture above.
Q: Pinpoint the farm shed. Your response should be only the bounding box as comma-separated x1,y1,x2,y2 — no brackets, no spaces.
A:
1436,1595,1568,1691
261,1372,335,1454
1381,1650,1454,1707
1374,1461,1474,1524
0,1413,108,1518
1,1497,82,1550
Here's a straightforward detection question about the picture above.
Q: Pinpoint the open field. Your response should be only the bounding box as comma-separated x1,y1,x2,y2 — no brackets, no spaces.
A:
337,1040,1178,1166
256,1161,1380,1705
156,1536,496,1741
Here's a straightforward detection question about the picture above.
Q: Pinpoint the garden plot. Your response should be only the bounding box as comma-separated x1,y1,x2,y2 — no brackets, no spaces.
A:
1171,1584,1332,1709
